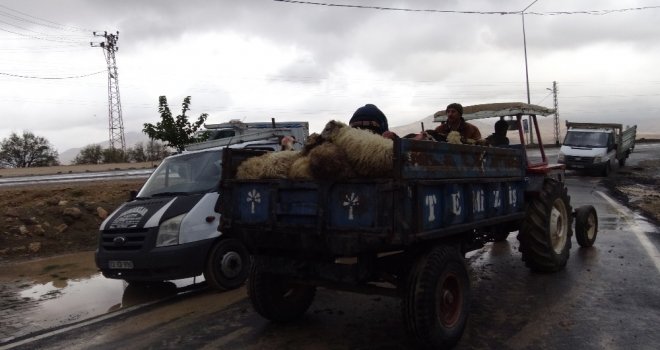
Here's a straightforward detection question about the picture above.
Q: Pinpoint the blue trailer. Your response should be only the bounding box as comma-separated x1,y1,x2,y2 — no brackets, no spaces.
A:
217,103,598,349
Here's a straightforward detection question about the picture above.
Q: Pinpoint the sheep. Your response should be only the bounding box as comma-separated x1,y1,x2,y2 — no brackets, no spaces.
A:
446,131,463,144
236,150,301,180
308,142,357,180
301,132,324,156
288,156,313,179
320,120,393,178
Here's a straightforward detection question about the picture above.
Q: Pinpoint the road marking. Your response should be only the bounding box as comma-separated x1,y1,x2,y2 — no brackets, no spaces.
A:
596,190,660,274
0,300,164,350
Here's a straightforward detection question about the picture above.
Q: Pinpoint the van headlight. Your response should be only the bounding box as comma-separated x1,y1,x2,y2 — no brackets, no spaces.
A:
593,156,602,163
156,214,185,247
557,152,565,163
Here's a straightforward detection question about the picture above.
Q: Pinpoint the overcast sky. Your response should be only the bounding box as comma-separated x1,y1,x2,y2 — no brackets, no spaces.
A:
1,0,659,157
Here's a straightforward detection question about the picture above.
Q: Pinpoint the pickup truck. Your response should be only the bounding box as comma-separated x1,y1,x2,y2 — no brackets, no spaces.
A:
558,121,637,176
95,120,308,290
217,103,598,348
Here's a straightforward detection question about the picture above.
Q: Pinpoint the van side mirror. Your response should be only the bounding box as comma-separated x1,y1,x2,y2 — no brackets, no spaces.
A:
129,190,138,201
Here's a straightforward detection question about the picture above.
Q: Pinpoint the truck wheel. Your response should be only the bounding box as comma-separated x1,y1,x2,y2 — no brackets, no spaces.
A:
402,245,469,349
518,179,573,272
248,256,316,323
204,238,250,291
575,205,598,247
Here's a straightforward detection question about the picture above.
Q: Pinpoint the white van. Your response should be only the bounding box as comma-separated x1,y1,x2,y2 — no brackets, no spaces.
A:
95,122,308,290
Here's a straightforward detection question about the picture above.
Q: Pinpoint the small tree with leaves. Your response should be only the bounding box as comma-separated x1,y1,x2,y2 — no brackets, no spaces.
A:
0,131,59,168
73,144,103,165
143,96,209,152
102,147,128,163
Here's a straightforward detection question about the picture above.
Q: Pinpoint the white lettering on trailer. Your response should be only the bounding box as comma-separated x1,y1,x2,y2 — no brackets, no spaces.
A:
493,189,501,208
247,189,261,214
425,194,437,222
509,187,517,208
451,192,462,216
473,189,485,213
343,193,359,220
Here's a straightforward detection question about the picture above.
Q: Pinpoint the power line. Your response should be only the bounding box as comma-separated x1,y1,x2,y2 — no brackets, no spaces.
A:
0,26,88,44
0,4,93,32
0,70,106,79
273,0,660,16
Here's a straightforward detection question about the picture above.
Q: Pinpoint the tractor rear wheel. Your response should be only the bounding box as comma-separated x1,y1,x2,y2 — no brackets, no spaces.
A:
518,179,573,272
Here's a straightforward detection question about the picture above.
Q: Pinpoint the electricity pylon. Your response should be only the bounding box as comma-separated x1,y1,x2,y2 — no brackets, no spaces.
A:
551,81,560,146
91,31,126,153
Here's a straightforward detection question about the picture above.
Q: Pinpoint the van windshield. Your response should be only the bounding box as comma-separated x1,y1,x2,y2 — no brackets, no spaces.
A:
137,150,223,198
563,131,609,148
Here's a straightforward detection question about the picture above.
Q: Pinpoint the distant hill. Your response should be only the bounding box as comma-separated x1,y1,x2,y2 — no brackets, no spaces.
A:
58,131,151,165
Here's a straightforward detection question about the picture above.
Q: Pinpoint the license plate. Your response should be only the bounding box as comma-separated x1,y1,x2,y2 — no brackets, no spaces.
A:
109,260,134,269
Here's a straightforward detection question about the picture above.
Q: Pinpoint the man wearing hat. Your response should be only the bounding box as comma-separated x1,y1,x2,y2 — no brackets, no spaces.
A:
349,104,397,139
434,103,482,142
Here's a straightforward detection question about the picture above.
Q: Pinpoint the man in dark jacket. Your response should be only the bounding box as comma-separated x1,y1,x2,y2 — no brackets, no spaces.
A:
349,104,397,139
434,103,482,142
485,119,510,146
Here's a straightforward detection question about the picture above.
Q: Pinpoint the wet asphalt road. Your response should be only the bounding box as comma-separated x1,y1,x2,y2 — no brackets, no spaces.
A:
2,145,660,350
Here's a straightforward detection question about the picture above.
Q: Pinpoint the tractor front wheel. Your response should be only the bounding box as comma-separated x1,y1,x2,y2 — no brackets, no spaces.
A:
518,179,573,272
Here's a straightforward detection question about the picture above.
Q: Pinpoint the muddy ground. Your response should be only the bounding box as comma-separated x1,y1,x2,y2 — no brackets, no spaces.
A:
0,160,659,265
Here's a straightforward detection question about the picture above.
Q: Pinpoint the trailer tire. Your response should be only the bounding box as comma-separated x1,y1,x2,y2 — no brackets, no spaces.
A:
518,179,573,272
492,231,510,242
402,245,469,349
204,238,250,291
575,205,598,247
248,256,316,323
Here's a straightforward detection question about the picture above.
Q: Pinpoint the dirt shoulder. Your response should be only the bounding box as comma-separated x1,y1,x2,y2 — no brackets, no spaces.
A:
601,159,660,226
0,179,146,264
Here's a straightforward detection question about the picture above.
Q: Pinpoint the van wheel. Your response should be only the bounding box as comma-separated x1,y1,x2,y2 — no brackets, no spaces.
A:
248,256,316,322
602,162,611,177
204,238,250,291
402,245,469,349
518,179,573,272
575,205,598,247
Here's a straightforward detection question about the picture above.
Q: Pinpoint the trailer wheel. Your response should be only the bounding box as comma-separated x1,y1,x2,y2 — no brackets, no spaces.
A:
402,245,469,349
518,179,573,272
248,256,316,323
492,230,510,242
204,238,250,291
575,205,598,247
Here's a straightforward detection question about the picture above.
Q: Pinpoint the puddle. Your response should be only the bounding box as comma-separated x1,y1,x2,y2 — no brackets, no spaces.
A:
0,252,204,344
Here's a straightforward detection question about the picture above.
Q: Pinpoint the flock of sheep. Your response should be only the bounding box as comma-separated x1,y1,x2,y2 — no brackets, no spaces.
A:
235,120,470,181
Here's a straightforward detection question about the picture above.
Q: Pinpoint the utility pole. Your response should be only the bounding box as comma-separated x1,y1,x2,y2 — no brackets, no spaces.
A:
91,31,126,153
551,81,560,146
521,0,539,145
